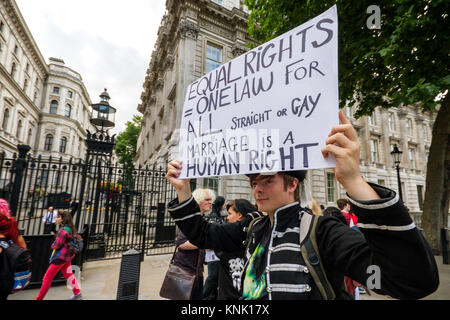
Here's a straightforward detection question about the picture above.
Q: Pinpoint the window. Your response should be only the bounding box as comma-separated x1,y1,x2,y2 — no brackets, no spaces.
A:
23,78,28,92
10,62,17,78
409,148,415,169
326,172,336,203
27,128,33,145
53,87,60,94
406,119,412,136
368,113,376,125
41,170,49,185
422,124,427,140
0,21,4,33
203,177,219,194
44,134,53,151
377,179,385,186
370,139,378,163
16,120,23,140
14,45,19,55
54,171,60,186
2,108,9,131
206,43,222,73
345,105,352,119
50,100,58,114
64,104,72,117
388,113,395,131
68,91,73,99
59,137,67,153
25,63,30,73
417,185,424,211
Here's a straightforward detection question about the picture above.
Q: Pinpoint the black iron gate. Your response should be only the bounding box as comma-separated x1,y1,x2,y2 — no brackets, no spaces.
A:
0,145,178,263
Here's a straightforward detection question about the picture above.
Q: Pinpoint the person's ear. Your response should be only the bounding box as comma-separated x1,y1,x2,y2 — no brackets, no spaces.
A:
288,178,299,193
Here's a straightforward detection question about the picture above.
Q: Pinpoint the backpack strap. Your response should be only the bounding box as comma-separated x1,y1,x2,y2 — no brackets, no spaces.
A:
243,215,265,258
299,212,336,300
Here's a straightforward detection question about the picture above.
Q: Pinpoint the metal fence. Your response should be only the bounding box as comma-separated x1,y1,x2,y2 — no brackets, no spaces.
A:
0,147,178,261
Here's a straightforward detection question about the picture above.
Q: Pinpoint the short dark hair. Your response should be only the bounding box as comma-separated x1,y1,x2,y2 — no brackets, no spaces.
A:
323,206,347,225
336,199,349,210
226,199,256,216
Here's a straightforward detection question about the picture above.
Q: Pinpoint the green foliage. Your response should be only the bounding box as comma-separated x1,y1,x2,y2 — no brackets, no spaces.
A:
244,0,449,117
114,115,142,168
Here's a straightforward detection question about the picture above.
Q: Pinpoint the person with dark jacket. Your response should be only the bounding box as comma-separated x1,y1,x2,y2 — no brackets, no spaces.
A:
166,110,439,300
214,199,262,300
203,196,225,300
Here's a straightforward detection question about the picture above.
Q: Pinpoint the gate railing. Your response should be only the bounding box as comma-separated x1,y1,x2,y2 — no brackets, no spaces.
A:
0,147,177,260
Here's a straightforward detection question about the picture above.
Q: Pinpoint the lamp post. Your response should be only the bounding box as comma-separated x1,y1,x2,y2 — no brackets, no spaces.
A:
390,144,403,201
76,89,117,231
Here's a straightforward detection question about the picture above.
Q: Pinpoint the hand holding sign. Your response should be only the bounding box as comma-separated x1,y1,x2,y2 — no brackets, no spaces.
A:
166,159,192,203
322,110,380,201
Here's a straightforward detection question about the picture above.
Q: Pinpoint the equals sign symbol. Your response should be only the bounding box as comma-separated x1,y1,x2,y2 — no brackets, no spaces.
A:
184,108,193,117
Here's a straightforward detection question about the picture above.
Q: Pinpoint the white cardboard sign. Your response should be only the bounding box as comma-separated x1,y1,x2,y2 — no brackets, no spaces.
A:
178,5,338,179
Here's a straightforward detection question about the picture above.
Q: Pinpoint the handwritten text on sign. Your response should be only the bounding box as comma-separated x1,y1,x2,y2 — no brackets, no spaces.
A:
178,5,338,179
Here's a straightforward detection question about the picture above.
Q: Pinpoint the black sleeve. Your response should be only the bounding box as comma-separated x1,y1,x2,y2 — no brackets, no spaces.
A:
168,197,261,253
316,183,439,300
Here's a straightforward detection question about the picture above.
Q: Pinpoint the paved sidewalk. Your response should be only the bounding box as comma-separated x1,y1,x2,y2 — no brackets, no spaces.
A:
8,255,449,300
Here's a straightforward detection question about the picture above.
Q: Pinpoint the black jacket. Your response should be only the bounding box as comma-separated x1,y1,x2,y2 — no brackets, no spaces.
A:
168,183,439,300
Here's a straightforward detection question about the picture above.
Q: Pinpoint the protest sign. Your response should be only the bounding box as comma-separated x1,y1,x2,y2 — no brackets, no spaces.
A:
178,5,338,179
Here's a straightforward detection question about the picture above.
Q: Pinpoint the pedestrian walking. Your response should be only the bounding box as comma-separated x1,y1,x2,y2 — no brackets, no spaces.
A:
166,110,439,300
42,206,57,234
35,210,82,300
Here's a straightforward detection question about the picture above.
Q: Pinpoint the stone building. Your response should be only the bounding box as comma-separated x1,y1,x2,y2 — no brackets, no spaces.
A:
0,0,95,160
136,0,435,222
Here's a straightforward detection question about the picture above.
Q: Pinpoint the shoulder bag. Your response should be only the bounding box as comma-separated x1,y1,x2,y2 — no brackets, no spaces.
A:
159,245,203,300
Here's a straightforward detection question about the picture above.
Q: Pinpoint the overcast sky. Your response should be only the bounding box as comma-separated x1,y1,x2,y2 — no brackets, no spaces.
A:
15,0,167,135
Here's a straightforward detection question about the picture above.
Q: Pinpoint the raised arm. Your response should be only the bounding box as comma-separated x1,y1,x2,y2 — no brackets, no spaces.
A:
322,110,380,201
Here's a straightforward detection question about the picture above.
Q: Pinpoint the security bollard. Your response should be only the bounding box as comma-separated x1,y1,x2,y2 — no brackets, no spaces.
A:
116,249,142,300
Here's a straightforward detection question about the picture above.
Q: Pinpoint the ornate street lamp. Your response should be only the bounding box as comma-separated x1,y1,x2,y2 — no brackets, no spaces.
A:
90,89,116,132
76,89,117,231
390,144,403,201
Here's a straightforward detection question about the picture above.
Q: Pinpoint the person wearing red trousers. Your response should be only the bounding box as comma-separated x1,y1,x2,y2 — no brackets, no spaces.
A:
35,211,82,300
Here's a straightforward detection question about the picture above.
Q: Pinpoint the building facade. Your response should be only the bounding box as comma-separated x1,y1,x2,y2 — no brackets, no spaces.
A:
0,0,95,160
136,0,435,222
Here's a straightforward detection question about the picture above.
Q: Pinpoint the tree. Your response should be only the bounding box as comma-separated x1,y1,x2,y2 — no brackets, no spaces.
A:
115,115,142,168
244,0,449,250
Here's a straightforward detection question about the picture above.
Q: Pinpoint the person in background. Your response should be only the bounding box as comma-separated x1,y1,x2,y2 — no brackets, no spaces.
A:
171,188,214,300
216,199,262,300
43,206,58,234
323,206,347,226
35,210,82,300
323,206,363,298
0,199,26,249
311,198,323,216
337,198,358,228
0,199,28,300
203,195,225,300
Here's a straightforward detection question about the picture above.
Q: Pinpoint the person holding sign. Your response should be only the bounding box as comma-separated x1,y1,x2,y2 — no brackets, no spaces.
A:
166,110,438,300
